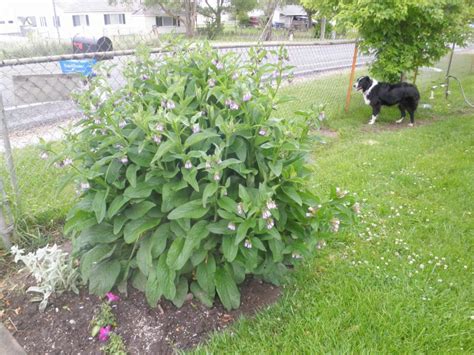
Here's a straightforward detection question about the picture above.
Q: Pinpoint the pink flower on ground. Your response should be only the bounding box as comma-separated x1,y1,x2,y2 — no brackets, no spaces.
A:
98,325,111,342
105,292,120,303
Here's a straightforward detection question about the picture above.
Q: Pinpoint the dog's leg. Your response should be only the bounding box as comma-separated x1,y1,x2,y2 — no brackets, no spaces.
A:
396,105,406,124
408,110,415,127
368,105,381,125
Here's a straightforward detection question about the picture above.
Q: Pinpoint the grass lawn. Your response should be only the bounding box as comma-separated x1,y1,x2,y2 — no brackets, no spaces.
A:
0,52,472,352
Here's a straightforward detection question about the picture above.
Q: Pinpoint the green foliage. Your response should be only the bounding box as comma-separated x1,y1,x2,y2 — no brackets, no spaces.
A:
90,302,117,337
102,333,128,355
337,0,471,81
52,41,356,310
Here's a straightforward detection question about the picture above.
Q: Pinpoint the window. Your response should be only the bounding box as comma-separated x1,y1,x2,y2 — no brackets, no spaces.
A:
104,14,125,25
0,21,5,25
25,16,37,27
156,16,179,27
8,20,14,24
40,16,47,27
72,15,89,27
52,16,60,27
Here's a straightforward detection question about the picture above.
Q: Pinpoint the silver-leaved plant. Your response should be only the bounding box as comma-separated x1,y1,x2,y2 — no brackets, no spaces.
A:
10,244,80,311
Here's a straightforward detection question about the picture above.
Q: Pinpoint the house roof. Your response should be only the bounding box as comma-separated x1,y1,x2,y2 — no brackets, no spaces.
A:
132,6,174,17
280,5,307,17
55,0,132,14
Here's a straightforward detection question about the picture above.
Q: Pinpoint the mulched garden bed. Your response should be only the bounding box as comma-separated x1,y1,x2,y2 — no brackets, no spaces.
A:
1,277,280,354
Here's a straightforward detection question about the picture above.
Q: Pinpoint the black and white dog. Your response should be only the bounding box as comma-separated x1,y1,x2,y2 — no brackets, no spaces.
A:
354,76,420,126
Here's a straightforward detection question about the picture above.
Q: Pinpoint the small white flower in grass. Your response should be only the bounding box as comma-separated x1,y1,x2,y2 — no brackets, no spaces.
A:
352,202,361,214
213,172,221,181
208,78,216,87
166,100,175,110
237,202,244,215
243,92,252,102
232,72,239,80
205,161,212,169
185,160,193,169
244,239,252,249
419,264,425,270
305,212,312,218
40,152,49,160
152,135,162,144
80,182,90,190
63,158,73,166
120,156,128,164
192,124,200,134
266,200,277,210
262,209,272,219
336,187,348,198
258,128,267,136
156,123,164,132
292,252,302,259
266,218,274,230
118,120,127,128
470,315,474,320
318,111,326,121
330,218,340,233
227,222,236,231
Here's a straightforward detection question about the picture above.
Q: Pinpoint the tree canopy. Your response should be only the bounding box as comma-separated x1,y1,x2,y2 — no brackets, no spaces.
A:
335,0,471,81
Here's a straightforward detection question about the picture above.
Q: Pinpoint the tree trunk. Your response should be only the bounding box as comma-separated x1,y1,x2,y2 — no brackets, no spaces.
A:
184,0,195,38
320,17,326,40
260,1,278,41
306,10,313,30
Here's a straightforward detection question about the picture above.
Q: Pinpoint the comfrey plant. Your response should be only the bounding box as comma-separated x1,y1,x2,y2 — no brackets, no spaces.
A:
10,244,80,311
49,41,357,310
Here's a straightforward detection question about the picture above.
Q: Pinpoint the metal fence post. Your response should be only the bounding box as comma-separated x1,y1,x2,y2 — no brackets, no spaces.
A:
0,175,13,249
445,42,456,99
0,93,21,209
345,41,359,112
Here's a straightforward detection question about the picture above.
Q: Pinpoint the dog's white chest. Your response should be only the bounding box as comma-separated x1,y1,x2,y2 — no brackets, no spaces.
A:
363,94,371,105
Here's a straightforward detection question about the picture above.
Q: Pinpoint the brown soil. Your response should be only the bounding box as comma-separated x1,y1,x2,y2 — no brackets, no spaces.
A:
1,278,280,354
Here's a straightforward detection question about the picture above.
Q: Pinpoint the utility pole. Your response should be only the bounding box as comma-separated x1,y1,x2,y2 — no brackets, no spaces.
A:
52,0,61,43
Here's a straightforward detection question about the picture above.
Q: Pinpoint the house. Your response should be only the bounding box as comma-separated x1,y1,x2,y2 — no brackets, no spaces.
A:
0,0,185,39
275,5,310,29
248,5,310,30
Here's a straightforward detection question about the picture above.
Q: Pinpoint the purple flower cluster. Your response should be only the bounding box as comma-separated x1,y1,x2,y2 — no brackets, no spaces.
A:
243,92,252,102
225,99,239,111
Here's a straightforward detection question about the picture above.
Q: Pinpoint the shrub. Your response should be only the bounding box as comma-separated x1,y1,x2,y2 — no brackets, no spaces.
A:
51,41,356,310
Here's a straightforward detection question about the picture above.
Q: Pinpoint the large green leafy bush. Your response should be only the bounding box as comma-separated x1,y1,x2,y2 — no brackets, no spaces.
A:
55,42,356,310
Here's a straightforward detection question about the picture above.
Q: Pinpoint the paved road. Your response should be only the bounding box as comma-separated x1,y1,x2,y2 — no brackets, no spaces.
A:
0,42,368,131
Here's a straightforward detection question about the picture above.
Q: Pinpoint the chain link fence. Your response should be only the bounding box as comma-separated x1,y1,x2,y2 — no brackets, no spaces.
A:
1,36,473,249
